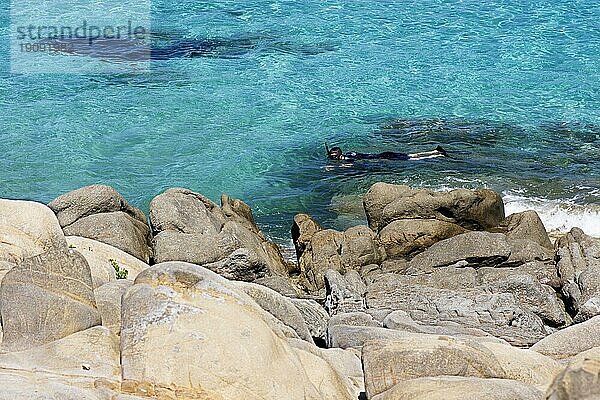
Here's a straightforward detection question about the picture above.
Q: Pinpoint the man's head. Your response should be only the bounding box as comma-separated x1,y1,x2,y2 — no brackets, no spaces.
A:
328,146,343,160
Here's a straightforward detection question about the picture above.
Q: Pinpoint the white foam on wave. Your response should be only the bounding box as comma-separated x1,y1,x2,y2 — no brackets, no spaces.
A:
503,193,600,238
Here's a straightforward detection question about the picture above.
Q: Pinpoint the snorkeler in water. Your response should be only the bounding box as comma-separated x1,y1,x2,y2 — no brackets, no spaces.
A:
325,143,448,161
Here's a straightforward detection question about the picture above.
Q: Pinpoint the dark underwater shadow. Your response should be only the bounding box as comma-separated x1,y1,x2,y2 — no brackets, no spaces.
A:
38,33,338,62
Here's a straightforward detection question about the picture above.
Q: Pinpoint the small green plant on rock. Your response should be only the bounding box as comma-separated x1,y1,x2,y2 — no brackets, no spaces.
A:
109,259,128,279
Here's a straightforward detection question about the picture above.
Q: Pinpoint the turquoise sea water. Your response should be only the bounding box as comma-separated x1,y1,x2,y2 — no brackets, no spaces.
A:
1,0,599,244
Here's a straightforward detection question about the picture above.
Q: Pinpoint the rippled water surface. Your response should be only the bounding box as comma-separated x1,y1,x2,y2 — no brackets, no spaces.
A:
1,0,599,242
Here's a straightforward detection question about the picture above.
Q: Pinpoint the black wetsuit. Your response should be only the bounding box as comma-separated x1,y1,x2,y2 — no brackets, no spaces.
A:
343,151,410,161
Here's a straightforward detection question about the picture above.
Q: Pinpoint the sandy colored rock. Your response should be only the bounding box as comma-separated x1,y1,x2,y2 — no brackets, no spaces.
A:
0,371,105,400
0,199,66,264
531,315,600,360
120,261,354,400
67,236,149,288
288,338,364,397
371,376,543,400
0,326,120,387
233,281,314,343
0,248,101,351
49,185,152,263
546,356,600,400
479,341,563,391
362,337,505,398
94,280,134,335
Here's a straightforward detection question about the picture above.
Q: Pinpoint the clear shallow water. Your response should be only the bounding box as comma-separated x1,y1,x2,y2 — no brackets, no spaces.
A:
1,0,600,243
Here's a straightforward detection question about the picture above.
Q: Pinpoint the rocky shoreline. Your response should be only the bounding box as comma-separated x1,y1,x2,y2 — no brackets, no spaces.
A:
0,183,599,399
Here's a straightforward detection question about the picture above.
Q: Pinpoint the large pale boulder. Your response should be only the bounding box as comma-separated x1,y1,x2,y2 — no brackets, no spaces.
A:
233,281,314,343
288,338,364,397
479,342,563,391
531,315,600,360
48,185,152,262
0,199,66,264
149,188,289,278
362,337,505,398
94,280,133,335
0,372,106,400
0,248,101,351
0,326,120,388
364,183,505,232
371,376,543,400
120,261,354,400
66,236,149,288
546,355,600,399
